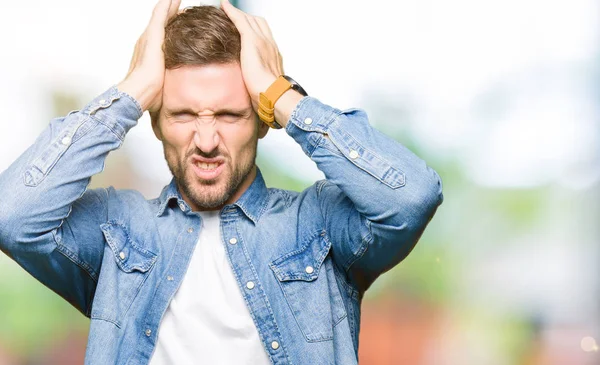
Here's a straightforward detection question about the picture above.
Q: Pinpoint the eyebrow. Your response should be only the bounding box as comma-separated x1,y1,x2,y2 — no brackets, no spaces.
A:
164,108,197,118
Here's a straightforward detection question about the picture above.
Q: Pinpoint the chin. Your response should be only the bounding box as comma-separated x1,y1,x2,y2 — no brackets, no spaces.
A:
185,174,231,209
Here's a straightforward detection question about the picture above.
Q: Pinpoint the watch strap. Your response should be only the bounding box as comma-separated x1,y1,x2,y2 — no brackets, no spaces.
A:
258,76,292,129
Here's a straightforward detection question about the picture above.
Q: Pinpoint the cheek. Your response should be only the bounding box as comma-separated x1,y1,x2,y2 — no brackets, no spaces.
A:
162,125,195,158
221,124,258,162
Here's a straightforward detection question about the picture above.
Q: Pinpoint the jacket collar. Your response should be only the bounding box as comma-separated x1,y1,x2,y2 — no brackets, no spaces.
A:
156,167,269,224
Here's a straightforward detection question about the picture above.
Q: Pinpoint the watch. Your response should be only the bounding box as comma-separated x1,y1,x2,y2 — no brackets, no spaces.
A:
258,75,308,129
282,75,308,97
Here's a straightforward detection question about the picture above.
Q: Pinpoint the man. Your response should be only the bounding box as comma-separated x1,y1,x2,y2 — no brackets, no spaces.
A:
0,0,442,364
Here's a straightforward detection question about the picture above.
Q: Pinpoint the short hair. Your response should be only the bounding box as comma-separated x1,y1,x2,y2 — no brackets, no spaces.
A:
164,6,241,69
152,6,241,126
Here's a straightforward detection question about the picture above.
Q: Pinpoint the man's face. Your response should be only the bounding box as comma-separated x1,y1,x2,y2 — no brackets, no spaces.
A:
155,62,268,211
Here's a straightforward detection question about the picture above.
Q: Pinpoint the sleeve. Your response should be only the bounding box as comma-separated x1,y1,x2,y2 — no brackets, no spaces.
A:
0,86,143,315
286,96,443,292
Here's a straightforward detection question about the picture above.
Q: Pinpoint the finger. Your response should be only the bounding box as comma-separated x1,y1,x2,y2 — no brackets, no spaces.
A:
221,0,253,35
145,0,172,45
149,0,172,28
246,16,263,36
167,0,181,21
255,17,274,39
128,38,142,73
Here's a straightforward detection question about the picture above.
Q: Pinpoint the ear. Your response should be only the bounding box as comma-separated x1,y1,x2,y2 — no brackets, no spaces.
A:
258,119,270,139
150,111,163,141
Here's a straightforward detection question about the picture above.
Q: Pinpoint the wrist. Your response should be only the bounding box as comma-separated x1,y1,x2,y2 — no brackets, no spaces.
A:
252,75,278,106
273,89,304,128
117,76,161,112
257,75,307,129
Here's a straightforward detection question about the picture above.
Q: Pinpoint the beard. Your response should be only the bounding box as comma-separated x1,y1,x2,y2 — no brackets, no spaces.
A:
166,144,257,210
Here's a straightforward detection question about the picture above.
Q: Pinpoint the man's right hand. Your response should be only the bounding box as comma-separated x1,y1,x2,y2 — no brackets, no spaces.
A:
117,0,180,113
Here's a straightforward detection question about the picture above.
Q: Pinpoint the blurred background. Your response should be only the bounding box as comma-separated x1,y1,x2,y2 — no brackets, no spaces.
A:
0,0,598,364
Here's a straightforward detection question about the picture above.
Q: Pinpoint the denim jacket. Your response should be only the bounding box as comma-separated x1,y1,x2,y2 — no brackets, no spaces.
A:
0,86,442,364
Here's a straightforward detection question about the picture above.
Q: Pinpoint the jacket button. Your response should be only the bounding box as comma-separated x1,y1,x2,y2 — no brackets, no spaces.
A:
349,150,359,159
271,341,280,350
119,252,126,260
305,266,314,274
187,227,194,233
229,238,238,245
246,281,255,290
145,329,152,337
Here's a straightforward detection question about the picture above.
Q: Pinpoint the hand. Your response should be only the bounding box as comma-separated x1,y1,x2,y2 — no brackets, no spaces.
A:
118,0,181,112
221,0,284,112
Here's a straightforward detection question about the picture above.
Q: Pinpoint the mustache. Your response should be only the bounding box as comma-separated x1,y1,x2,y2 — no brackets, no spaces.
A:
185,148,226,160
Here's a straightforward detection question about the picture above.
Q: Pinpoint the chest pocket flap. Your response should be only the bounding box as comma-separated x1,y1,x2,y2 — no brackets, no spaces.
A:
270,231,330,282
100,222,157,273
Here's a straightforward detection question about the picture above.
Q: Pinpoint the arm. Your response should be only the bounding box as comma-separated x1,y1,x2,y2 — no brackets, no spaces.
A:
222,0,443,292
0,0,180,314
286,100,442,292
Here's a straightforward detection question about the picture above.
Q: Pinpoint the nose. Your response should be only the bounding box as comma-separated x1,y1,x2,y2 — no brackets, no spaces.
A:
193,119,221,154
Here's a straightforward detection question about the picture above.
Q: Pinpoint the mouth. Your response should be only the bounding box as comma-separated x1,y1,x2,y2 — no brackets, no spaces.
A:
195,161,221,170
190,157,226,180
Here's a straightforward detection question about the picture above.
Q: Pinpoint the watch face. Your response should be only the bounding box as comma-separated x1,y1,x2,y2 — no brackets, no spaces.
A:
283,75,308,96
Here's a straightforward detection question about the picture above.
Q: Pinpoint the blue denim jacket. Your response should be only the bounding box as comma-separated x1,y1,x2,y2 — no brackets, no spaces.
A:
0,86,442,364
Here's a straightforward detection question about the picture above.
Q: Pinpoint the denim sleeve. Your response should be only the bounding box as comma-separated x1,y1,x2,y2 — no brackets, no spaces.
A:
0,86,142,315
286,96,443,292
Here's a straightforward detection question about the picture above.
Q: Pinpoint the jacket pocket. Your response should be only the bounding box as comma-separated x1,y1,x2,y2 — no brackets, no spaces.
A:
91,221,157,327
269,231,347,342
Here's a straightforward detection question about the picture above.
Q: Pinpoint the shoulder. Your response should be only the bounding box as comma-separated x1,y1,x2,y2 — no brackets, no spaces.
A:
264,179,344,209
103,186,161,217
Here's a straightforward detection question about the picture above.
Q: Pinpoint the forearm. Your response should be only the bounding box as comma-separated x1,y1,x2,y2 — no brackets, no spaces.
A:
0,86,142,246
287,97,442,221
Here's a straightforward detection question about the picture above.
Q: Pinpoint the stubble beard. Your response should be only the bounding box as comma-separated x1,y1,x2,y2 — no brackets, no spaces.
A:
166,146,257,210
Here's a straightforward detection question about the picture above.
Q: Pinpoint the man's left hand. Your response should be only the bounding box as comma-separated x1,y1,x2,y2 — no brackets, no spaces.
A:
221,0,284,112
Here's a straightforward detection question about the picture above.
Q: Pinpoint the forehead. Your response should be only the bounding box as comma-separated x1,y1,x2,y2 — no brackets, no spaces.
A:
162,63,250,111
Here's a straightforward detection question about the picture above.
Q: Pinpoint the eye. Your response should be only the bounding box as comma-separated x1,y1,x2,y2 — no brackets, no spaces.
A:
217,113,243,124
172,115,196,124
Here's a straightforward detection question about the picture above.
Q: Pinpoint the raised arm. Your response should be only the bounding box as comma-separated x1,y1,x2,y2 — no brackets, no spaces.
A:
0,0,180,314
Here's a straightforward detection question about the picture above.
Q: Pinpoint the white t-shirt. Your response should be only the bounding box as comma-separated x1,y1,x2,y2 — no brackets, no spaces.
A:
149,210,271,365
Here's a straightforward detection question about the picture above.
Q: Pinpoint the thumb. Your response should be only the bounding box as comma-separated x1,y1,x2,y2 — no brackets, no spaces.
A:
221,0,251,33
149,0,173,28
167,0,181,22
